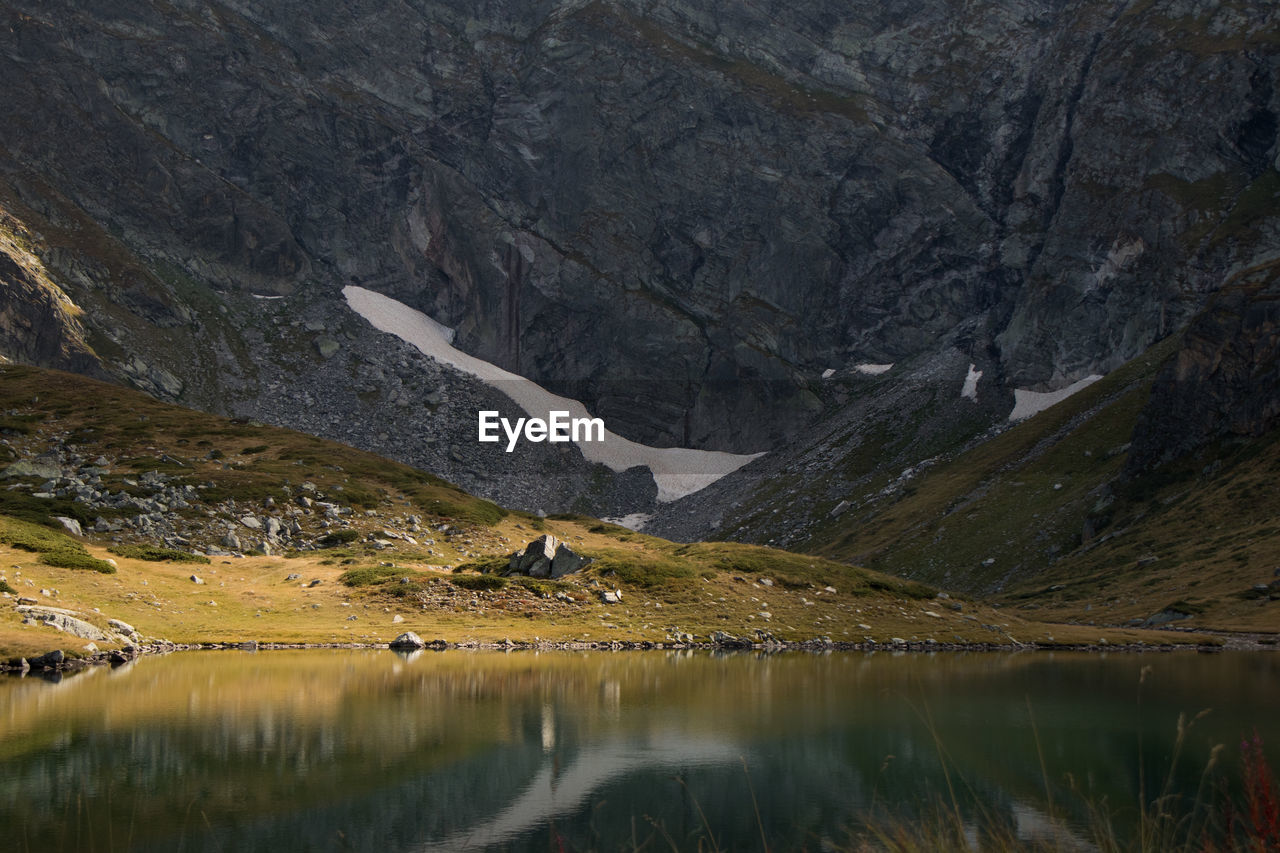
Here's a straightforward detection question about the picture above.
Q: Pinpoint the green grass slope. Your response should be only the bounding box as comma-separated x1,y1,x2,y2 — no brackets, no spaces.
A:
804,335,1280,633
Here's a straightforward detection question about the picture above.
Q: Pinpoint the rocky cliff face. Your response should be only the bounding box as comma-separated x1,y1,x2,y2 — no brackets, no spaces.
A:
1129,261,1280,472
0,0,1277,512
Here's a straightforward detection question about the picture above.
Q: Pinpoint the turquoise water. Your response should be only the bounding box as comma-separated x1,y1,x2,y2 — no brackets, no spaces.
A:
0,649,1275,851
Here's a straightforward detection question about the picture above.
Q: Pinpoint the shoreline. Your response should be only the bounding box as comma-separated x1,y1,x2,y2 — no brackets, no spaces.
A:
2,634,1242,674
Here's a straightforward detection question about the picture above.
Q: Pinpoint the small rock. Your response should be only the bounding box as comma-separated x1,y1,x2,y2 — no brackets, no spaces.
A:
190,575,204,584
392,614,404,623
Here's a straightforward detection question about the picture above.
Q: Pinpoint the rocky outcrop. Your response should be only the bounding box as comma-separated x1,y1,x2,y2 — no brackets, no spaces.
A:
0,215,101,376
1128,268,1280,472
17,605,119,642
506,535,592,579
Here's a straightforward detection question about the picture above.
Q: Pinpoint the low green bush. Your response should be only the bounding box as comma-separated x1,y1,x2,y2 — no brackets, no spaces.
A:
451,574,508,592
40,549,116,573
317,529,361,547
108,544,210,564
338,566,403,587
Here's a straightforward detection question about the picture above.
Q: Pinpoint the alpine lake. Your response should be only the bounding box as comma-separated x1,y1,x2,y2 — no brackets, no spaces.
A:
1,648,1276,851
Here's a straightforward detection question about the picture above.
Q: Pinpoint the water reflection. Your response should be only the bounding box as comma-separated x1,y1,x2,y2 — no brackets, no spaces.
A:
0,650,1275,852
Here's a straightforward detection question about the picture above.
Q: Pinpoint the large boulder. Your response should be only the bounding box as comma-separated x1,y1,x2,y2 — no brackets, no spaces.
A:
17,605,111,641
507,535,592,579
389,631,425,650
2,455,63,480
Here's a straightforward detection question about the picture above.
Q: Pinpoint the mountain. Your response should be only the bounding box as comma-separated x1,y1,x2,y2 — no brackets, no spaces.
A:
0,1,1278,622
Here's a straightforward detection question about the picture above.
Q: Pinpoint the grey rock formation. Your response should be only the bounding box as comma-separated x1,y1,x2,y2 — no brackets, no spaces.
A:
0,0,1275,516
27,649,64,668
390,631,426,650
3,456,63,481
507,534,593,579
54,516,83,537
17,605,112,641
1129,268,1280,472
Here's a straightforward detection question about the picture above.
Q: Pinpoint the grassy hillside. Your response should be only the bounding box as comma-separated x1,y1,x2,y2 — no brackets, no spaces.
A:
0,363,1211,660
802,335,1280,634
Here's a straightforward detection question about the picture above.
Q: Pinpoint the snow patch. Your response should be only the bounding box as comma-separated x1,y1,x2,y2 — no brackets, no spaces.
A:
855,363,894,376
600,513,652,532
961,364,982,400
252,294,285,300
1009,375,1103,421
342,287,762,501
821,368,836,379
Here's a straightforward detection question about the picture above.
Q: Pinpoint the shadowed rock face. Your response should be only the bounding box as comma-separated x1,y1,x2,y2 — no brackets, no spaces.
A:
0,0,1276,457
1129,269,1280,473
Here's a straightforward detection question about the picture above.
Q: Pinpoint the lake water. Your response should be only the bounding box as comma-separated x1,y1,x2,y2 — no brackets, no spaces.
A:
1,649,1276,851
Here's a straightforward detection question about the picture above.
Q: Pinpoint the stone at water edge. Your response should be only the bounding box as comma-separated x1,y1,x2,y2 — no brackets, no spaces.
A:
390,631,426,649
710,631,752,649
28,649,64,668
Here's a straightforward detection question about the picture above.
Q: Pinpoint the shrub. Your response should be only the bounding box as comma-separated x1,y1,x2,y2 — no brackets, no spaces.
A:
338,566,403,587
317,529,361,547
454,557,509,575
451,574,508,592
513,576,572,595
109,544,210,564
40,549,116,573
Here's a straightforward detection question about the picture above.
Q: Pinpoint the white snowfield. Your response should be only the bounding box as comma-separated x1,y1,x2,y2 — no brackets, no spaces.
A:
343,286,763,502
855,363,894,375
1009,375,1104,421
961,363,983,400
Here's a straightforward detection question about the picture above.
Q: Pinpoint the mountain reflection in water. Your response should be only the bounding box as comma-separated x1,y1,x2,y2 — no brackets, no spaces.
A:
0,649,1275,851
